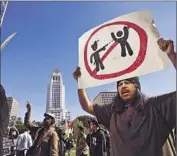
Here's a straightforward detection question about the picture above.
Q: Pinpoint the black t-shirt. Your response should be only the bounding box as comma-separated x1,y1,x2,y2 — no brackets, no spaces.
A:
93,91,176,156
89,129,106,156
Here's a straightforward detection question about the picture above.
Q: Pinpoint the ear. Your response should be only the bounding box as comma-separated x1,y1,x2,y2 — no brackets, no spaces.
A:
133,83,138,89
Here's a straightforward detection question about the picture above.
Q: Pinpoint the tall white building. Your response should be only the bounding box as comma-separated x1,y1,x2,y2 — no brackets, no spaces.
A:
46,69,71,126
7,97,19,125
93,91,117,105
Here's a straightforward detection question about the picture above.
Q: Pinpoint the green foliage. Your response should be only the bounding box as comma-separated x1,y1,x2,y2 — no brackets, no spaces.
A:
16,117,23,126
15,117,25,133
33,121,43,126
15,119,42,134
76,115,91,127
71,115,92,141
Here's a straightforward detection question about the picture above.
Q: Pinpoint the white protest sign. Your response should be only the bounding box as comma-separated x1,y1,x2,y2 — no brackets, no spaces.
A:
78,10,171,89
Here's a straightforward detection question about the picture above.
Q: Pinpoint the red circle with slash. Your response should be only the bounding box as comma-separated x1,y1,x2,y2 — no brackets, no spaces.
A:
84,21,148,80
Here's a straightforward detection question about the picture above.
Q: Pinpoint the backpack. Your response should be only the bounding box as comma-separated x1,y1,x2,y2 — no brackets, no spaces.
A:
97,128,108,153
105,133,110,149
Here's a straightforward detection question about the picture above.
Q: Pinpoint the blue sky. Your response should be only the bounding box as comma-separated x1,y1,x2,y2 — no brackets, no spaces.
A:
1,1,176,121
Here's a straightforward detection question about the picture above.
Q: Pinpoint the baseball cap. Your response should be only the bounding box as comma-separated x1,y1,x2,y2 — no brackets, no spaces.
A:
44,112,55,120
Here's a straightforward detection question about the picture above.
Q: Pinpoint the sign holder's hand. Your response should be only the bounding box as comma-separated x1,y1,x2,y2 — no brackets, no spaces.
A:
157,38,174,55
73,67,81,82
158,38,176,70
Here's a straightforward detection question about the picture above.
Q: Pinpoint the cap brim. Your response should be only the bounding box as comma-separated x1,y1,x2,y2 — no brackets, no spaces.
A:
44,113,54,119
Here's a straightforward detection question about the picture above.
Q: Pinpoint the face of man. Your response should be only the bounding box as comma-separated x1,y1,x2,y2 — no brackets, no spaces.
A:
117,80,137,102
89,122,97,131
43,116,53,128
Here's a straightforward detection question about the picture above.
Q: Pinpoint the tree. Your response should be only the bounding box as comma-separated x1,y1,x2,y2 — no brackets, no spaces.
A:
16,117,23,126
34,121,43,127
71,118,83,141
77,115,91,127
17,117,22,122
70,115,92,141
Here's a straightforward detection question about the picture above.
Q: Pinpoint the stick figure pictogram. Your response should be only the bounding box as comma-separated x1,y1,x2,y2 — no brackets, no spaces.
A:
90,40,113,72
111,26,133,57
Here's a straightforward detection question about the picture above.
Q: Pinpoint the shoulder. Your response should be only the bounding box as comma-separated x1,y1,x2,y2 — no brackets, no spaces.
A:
26,132,30,136
97,128,105,135
52,130,58,136
93,103,114,112
147,91,176,105
33,127,43,137
51,130,59,140
37,127,44,133
18,134,23,138
27,135,32,140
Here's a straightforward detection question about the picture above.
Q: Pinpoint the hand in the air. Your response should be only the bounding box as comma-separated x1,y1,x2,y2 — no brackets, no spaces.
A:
157,38,174,55
73,67,81,81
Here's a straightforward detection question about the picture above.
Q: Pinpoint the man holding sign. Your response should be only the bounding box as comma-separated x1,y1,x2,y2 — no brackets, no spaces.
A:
73,38,176,156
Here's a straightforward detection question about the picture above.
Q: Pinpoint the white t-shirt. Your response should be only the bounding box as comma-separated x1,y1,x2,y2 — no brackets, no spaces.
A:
16,132,32,151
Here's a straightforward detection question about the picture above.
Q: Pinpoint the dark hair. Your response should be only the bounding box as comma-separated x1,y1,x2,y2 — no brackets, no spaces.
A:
23,127,29,132
88,118,99,127
56,127,65,137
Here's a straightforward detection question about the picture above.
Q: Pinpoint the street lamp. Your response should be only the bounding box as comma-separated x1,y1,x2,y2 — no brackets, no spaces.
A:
1,1,17,52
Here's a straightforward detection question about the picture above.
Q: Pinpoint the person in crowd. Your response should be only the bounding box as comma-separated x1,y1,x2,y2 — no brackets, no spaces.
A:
0,84,9,156
16,127,33,156
8,121,19,140
56,127,66,156
8,122,19,156
24,102,59,156
76,126,89,156
86,118,107,156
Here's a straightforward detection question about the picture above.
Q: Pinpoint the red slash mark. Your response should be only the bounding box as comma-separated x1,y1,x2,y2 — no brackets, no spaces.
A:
84,21,148,80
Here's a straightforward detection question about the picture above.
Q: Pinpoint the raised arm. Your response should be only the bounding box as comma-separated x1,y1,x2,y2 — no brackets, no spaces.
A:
78,89,95,115
123,26,129,40
73,67,95,116
158,38,176,70
168,52,176,69
24,102,38,131
153,38,176,130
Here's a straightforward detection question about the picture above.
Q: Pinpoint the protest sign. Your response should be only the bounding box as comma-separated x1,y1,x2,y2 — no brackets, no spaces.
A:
78,10,170,89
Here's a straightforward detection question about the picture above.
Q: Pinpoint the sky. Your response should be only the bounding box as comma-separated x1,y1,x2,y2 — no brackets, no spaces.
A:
1,1,176,122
